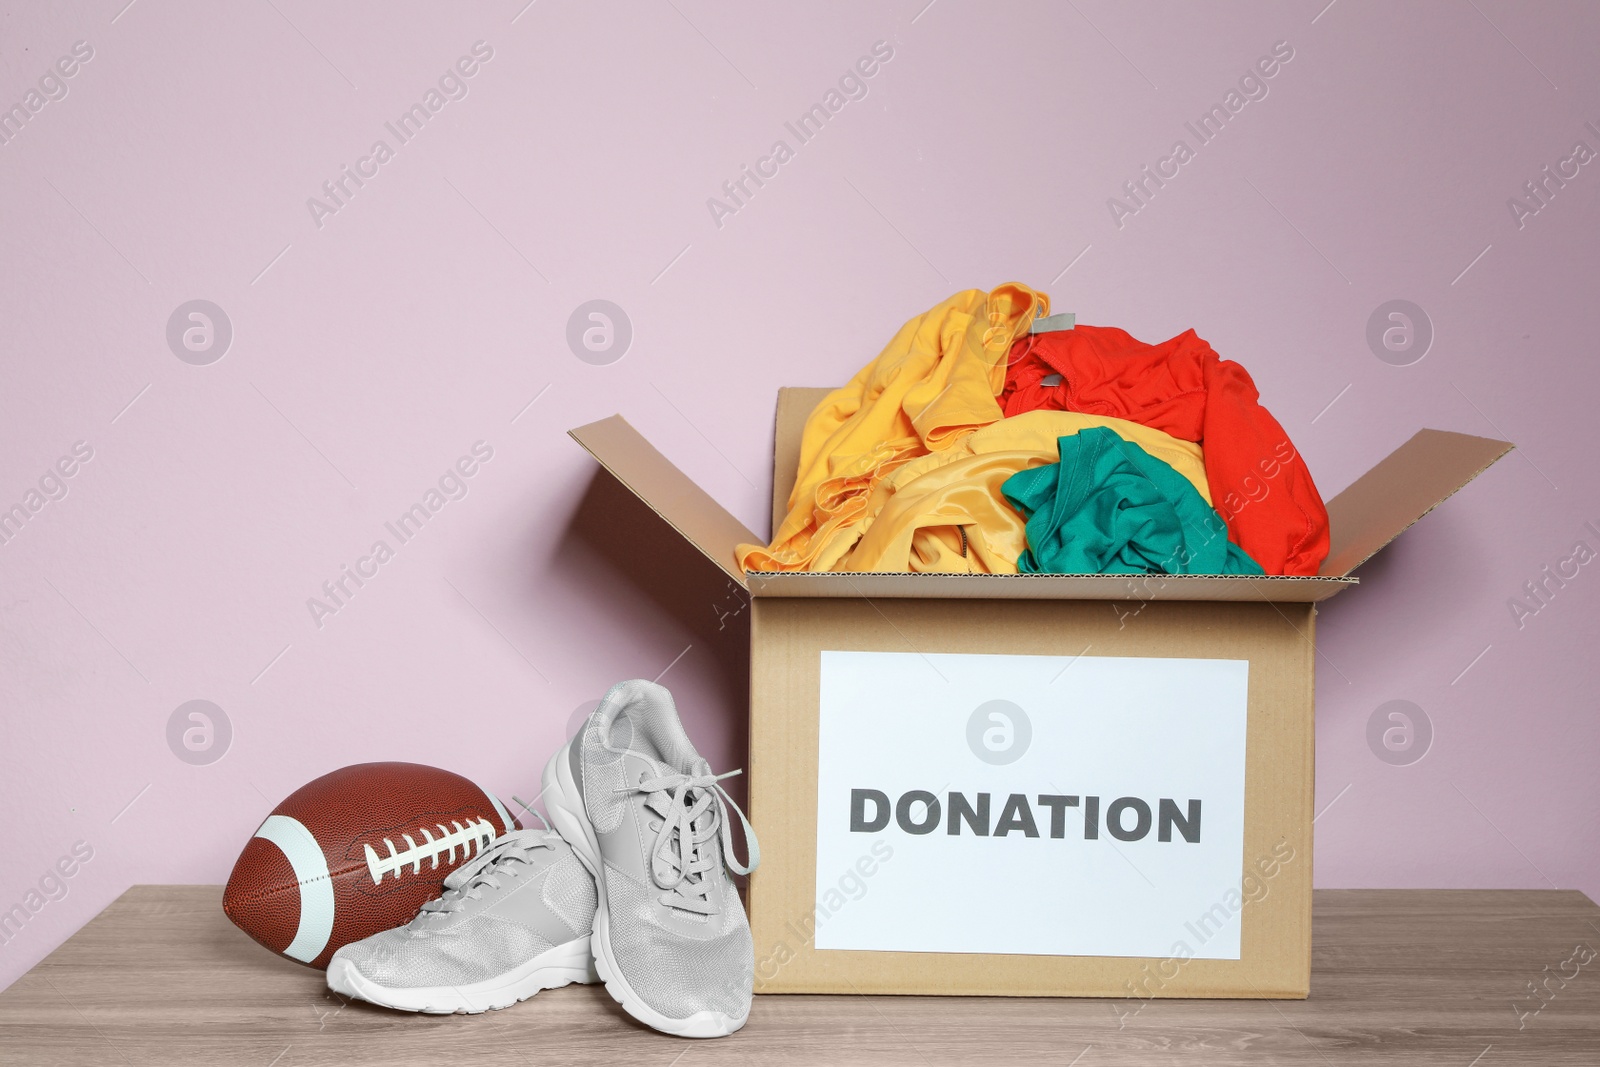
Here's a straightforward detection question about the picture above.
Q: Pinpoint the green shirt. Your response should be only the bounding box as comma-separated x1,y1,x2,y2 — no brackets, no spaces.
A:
1001,428,1264,575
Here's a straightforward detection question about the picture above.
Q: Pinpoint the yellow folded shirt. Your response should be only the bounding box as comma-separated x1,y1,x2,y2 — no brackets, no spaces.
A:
839,411,1209,573
966,411,1210,503
737,283,1049,573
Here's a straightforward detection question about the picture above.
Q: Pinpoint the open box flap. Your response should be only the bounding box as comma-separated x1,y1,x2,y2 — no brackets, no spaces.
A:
1320,429,1513,577
599,389,1508,597
569,415,758,588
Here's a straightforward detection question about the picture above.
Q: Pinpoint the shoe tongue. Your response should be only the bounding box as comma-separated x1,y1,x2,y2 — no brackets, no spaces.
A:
421,837,548,922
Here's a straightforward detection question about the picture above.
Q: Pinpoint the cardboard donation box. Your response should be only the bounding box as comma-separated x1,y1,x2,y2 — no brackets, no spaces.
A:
570,388,1511,999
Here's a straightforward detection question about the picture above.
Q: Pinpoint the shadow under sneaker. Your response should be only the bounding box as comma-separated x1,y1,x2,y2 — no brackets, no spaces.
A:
542,679,760,1038
326,823,598,1014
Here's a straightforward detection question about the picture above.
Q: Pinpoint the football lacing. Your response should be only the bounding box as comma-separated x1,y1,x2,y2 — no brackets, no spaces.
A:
362,817,497,884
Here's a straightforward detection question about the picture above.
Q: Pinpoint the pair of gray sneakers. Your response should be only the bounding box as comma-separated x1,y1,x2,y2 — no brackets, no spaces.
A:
327,680,759,1038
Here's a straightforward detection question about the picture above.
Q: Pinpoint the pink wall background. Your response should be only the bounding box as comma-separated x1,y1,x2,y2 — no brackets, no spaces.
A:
3,0,1597,990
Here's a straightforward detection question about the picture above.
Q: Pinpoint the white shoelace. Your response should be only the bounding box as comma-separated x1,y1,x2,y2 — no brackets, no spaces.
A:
622,768,759,916
418,827,558,917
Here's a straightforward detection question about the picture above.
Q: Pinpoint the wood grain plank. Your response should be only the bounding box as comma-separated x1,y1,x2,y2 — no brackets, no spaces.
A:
1,887,1597,1066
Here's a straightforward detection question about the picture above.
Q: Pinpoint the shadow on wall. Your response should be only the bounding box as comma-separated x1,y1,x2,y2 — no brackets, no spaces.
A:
1313,527,1410,663
1333,522,1409,588
1312,510,1489,750
1316,506,1481,652
551,469,751,804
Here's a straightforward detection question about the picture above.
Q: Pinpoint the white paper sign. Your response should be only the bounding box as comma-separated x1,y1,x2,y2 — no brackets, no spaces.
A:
814,650,1250,959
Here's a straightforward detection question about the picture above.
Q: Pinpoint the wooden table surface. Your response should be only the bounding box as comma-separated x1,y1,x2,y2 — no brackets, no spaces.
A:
2,886,1597,1065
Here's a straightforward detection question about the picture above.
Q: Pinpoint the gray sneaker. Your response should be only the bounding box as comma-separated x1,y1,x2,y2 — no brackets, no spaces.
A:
542,679,760,1038
326,823,598,1014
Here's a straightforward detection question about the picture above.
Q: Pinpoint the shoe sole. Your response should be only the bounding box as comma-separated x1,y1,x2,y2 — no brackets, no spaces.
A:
325,936,597,1015
541,743,749,1038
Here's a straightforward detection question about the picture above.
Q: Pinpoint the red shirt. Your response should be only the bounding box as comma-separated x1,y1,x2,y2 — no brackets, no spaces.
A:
1001,325,1329,575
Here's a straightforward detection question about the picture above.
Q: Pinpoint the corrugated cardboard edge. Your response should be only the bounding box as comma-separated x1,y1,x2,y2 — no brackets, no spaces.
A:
748,571,1355,602
1321,429,1513,576
568,415,758,588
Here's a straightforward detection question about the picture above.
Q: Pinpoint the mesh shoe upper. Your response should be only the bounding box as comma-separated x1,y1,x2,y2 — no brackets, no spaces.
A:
605,859,753,1019
333,829,595,989
336,913,559,989
577,679,759,1022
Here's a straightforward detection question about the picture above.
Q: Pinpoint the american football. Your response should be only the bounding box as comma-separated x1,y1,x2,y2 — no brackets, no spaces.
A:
223,762,517,969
